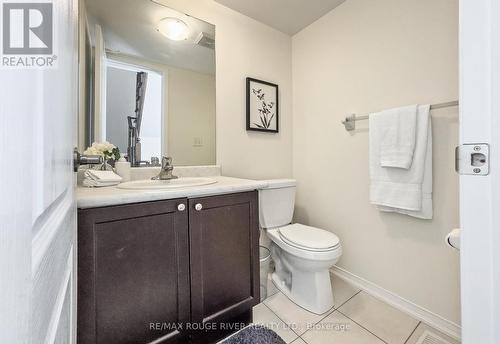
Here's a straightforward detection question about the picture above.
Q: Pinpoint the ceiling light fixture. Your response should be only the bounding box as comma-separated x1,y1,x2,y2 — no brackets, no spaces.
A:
157,17,189,41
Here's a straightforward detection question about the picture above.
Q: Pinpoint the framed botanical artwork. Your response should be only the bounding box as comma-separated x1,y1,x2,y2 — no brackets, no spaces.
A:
246,77,279,133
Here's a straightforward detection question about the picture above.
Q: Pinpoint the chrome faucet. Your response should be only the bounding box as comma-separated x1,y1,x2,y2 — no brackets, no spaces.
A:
152,156,178,180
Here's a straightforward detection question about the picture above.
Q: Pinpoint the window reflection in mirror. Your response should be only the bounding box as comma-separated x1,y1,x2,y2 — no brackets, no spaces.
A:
106,60,163,162
79,0,216,166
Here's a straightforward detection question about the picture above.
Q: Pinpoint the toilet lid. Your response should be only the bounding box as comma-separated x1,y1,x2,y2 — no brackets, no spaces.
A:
278,224,340,251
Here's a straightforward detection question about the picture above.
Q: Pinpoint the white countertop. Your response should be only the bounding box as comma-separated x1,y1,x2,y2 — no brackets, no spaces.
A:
77,176,268,209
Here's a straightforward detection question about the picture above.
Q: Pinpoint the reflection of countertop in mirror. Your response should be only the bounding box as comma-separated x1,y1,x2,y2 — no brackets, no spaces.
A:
77,175,268,209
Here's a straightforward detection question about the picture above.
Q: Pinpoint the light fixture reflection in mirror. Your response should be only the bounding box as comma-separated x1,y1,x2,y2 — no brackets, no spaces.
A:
157,17,189,41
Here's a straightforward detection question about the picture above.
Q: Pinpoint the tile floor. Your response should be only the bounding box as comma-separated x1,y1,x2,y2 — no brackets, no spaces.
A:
252,273,460,344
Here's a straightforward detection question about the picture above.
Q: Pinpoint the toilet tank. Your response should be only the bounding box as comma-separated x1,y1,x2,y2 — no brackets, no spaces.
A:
258,179,297,229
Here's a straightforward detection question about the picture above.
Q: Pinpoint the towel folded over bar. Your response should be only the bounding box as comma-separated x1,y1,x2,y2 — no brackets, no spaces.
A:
376,104,417,169
369,104,433,219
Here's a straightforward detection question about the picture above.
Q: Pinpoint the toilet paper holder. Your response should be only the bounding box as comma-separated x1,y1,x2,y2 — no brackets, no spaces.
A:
446,228,461,251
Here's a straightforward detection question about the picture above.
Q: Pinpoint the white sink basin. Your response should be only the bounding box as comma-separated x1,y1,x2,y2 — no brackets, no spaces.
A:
116,177,217,190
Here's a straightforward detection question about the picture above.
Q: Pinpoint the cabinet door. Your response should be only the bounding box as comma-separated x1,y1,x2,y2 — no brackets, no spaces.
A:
189,191,259,327
78,199,189,344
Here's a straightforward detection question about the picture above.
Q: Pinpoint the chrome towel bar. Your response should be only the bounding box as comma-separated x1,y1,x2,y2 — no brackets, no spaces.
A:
341,100,459,131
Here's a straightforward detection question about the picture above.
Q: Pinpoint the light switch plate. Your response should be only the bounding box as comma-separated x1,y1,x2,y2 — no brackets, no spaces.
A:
193,137,203,147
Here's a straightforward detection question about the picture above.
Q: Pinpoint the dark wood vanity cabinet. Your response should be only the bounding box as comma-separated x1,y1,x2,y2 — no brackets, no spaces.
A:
77,199,190,344
188,192,260,341
77,191,259,344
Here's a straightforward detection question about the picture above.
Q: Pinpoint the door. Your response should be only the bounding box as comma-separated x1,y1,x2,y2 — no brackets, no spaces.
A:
0,0,79,343
189,192,260,328
459,0,500,343
77,199,190,344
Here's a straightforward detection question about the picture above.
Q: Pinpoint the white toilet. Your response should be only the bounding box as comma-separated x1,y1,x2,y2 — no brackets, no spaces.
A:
259,179,342,314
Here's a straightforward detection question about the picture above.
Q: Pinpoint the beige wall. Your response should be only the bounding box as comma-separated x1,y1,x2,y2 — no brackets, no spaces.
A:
155,0,293,179
292,0,460,324
142,0,461,326
167,67,216,166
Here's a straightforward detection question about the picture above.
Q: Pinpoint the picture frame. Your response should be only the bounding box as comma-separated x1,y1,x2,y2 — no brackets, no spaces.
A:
246,77,279,133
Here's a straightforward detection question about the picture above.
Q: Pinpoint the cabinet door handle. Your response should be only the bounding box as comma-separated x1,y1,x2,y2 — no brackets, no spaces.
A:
177,204,186,212
194,203,203,211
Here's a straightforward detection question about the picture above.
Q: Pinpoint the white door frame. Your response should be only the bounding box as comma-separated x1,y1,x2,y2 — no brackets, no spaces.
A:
94,24,106,142
459,0,500,343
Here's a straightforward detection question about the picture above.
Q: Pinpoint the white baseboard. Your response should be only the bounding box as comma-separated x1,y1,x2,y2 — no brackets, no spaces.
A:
330,266,461,341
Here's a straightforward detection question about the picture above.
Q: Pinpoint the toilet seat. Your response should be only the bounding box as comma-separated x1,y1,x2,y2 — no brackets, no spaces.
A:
278,223,340,252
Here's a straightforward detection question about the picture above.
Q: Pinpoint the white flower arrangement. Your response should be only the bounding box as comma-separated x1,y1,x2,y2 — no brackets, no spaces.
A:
84,141,121,161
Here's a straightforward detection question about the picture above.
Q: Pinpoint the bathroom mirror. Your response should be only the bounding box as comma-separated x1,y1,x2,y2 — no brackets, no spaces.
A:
79,0,216,166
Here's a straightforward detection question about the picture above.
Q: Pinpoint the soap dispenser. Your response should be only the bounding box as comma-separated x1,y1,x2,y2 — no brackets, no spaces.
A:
115,157,131,182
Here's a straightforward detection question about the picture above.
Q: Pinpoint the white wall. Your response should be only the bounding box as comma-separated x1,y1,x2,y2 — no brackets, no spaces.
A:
154,0,293,179
292,0,460,325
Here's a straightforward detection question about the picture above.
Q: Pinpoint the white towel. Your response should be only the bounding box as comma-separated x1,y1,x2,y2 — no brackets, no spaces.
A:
85,170,122,182
369,104,433,219
372,105,417,169
82,179,121,188
83,170,122,187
